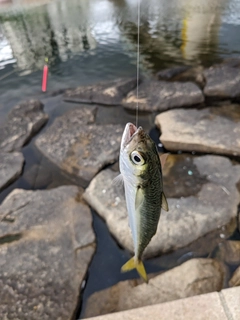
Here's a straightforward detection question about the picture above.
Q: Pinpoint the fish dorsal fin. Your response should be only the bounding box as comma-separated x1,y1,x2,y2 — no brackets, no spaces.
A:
160,153,169,168
161,192,169,212
112,174,124,187
135,187,144,210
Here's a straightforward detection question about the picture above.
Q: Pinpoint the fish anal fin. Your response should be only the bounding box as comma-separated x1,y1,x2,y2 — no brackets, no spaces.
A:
160,153,169,168
112,174,124,187
161,192,169,212
135,187,144,210
121,257,148,283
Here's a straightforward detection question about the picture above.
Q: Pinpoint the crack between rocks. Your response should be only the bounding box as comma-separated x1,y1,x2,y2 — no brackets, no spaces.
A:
0,232,23,245
218,292,234,320
74,242,95,253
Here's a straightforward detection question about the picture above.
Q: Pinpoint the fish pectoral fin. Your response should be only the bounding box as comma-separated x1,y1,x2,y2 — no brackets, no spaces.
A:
121,257,148,283
161,192,169,212
112,174,124,187
135,187,144,210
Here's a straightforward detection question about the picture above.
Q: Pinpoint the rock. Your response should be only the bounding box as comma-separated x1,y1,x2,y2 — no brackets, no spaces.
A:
35,108,123,186
157,66,191,80
83,155,240,257
221,57,240,68
229,266,240,287
203,66,240,99
22,164,52,189
84,258,223,318
155,104,240,156
0,186,95,320
0,100,48,152
63,78,137,105
172,66,205,88
122,81,204,112
215,241,240,266
0,152,24,191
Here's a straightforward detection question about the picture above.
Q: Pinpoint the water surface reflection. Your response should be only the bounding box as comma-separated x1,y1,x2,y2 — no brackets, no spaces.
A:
0,0,239,74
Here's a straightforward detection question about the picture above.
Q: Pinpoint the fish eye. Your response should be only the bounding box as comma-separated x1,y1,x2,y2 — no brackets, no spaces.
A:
130,151,145,165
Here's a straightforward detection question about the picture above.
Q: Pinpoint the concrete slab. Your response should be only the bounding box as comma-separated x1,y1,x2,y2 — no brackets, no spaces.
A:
220,287,240,320
83,291,228,320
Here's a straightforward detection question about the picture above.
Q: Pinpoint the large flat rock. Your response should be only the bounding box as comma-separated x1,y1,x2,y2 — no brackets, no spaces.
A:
0,100,48,152
84,289,240,320
203,66,240,99
84,258,223,318
83,154,240,257
0,186,95,320
63,78,137,105
122,80,204,112
155,105,240,156
35,108,123,185
0,152,24,191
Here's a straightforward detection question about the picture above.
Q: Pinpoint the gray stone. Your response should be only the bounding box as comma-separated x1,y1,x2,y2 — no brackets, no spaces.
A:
229,267,240,287
84,258,223,318
203,66,240,99
157,66,191,80
83,155,240,257
155,105,240,156
35,108,123,185
0,186,95,320
63,78,137,105
0,100,48,152
0,152,24,191
122,80,204,112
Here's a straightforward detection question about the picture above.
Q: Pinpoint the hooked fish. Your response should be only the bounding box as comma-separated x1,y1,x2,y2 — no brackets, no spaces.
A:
114,122,169,282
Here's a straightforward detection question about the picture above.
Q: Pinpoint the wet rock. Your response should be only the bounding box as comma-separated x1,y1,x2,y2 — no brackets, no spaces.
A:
229,266,240,287
155,104,240,156
35,108,123,186
157,66,191,80
157,66,205,88
0,100,48,152
0,186,95,320
83,155,240,257
173,66,205,88
122,80,204,112
203,66,240,99
0,152,24,191
84,258,223,318
63,78,137,105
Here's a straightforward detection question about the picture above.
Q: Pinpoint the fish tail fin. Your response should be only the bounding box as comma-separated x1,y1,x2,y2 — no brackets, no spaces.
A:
121,257,148,283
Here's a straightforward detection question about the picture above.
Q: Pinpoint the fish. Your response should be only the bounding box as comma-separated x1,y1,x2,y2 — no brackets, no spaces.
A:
114,122,169,283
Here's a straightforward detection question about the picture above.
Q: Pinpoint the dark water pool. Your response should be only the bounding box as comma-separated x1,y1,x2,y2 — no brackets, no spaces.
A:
0,0,240,318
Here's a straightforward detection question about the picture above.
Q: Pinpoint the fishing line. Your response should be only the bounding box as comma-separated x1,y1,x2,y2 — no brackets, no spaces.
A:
136,0,140,128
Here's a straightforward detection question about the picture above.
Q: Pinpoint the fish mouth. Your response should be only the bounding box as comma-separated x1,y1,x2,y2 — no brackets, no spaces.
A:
121,122,141,149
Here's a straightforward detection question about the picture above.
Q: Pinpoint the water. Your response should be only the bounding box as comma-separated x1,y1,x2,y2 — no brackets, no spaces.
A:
0,0,240,110
0,0,240,318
